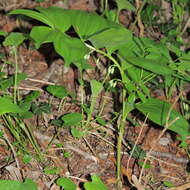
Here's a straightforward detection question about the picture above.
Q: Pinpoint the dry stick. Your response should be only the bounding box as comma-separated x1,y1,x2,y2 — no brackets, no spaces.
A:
139,94,181,183
83,137,97,157
132,175,145,190
126,115,148,186
135,0,145,37
26,78,55,85
180,17,190,36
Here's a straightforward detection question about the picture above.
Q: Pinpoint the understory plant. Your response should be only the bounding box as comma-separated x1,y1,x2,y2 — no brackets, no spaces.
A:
3,5,190,189
0,31,43,159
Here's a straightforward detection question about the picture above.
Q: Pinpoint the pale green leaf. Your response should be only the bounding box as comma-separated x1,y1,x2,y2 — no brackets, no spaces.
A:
90,80,103,97
0,97,22,115
3,32,26,47
116,0,136,11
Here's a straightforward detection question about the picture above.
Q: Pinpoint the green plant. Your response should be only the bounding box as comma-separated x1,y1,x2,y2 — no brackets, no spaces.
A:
0,32,43,158
9,6,190,188
56,175,108,190
0,178,38,190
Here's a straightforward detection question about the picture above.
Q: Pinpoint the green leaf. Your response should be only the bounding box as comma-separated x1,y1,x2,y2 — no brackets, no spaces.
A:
84,175,108,190
53,32,89,64
3,32,26,47
90,80,103,97
116,0,136,11
19,101,31,112
0,96,22,115
125,57,174,76
56,177,76,190
138,161,152,169
9,9,54,28
136,98,190,141
163,181,174,188
30,26,55,48
0,179,38,190
36,7,71,32
130,143,146,159
0,30,8,37
69,10,112,39
73,60,93,72
21,179,38,190
31,102,51,115
89,27,132,50
44,167,59,175
24,91,40,102
62,112,83,126
46,85,68,99
71,127,84,138
50,119,63,127
23,154,32,164
0,73,27,91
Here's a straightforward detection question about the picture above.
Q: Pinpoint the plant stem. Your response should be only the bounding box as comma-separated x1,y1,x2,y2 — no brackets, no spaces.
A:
116,88,127,189
12,46,18,103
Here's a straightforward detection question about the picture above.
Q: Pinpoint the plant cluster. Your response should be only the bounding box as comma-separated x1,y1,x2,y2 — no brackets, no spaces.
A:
0,0,190,189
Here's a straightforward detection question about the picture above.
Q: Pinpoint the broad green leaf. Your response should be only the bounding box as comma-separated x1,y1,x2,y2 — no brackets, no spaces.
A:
53,32,89,64
9,9,54,28
21,179,38,190
125,57,174,75
62,112,83,126
118,37,143,59
140,37,171,60
3,32,26,47
136,98,190,141
30,26,55,48
84,175,108,190
90,80,103,97
89,27,132,50
116,0,136,11
69,10,112,39
0,96,22,115
46,85,68,99
36,7,71,32
56,177,76,190
0,179,37,190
